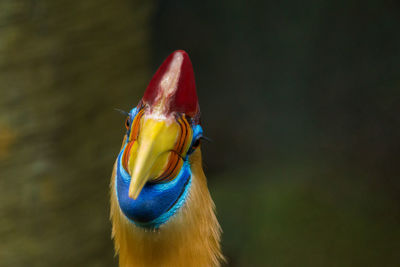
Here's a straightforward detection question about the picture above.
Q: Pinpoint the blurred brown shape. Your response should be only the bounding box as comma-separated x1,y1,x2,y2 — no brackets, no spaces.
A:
0,121,16,159
0,1,153,266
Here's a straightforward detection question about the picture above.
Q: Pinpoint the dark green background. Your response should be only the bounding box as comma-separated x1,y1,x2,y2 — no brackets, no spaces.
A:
0,1,399,266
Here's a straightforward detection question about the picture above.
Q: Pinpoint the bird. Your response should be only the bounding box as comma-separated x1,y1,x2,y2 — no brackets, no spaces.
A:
110,50,224,267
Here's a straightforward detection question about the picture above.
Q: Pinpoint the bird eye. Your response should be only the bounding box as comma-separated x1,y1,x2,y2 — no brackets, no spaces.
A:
192,138,201,149
125,117,130,129
186,138,201,156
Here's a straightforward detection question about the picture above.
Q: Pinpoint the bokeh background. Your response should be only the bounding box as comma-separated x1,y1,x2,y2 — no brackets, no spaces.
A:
1,1,399,266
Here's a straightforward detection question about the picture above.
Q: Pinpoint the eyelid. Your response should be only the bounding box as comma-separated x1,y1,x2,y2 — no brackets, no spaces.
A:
125,117,130,129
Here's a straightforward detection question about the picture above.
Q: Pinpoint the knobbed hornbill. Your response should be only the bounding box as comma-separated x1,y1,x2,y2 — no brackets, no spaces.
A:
110,50,224,266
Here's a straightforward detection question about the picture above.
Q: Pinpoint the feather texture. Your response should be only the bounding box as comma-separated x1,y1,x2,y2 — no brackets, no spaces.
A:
110,147,225,267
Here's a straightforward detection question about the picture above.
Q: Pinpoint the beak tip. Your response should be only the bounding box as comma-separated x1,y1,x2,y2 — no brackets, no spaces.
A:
128,189,139,200
128,181,145,200
129,195,138,200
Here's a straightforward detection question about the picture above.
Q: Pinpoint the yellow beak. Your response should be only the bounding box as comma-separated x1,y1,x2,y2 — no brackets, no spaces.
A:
127,116,181,199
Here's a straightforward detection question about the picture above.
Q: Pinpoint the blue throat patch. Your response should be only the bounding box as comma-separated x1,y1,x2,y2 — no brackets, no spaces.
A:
116,150,192,229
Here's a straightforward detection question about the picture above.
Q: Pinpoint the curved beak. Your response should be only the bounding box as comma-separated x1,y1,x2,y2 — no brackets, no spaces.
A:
127,116,181,199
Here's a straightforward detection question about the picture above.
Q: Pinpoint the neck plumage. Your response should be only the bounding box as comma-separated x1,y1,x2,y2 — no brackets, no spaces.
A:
110,149,224,267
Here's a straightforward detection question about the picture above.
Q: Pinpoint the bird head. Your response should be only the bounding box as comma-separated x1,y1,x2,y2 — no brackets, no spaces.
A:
115,50,203,228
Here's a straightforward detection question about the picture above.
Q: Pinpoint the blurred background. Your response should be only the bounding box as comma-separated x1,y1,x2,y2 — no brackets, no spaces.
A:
0,1,399,266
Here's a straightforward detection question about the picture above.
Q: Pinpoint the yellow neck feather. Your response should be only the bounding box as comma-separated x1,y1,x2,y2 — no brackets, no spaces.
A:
110,149,224,267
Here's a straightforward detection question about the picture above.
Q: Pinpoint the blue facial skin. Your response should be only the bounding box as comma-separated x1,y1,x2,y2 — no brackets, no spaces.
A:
116,107,203,229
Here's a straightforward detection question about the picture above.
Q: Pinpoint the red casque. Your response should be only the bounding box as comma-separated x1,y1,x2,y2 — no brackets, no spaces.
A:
142,50,199,118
